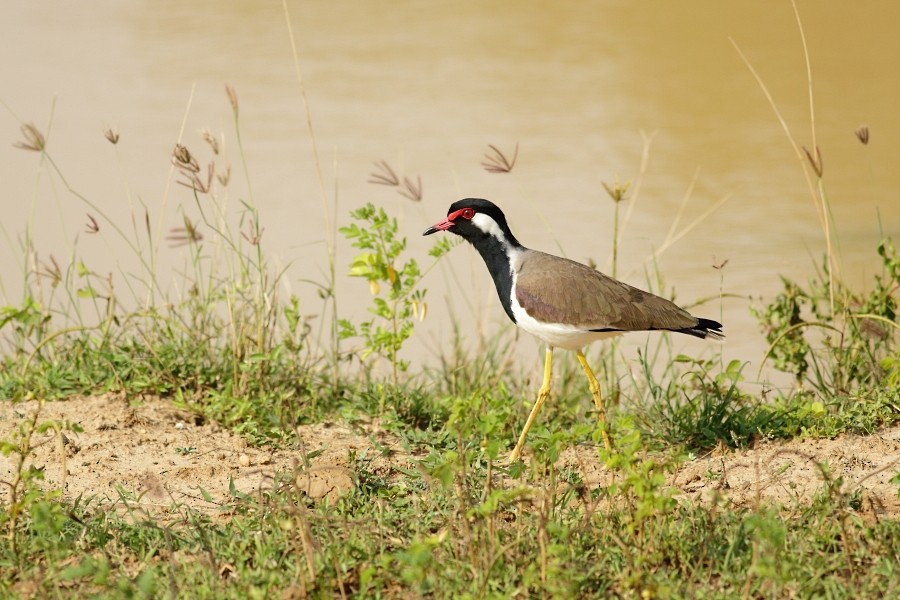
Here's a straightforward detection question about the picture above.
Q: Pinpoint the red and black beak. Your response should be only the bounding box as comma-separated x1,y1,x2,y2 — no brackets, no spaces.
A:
422,216,455,236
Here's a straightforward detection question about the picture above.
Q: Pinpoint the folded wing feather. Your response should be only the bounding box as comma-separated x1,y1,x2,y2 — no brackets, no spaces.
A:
514,251,699,332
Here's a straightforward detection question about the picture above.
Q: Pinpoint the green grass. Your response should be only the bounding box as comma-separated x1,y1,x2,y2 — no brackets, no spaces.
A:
1,322,898,598
2,427,899,598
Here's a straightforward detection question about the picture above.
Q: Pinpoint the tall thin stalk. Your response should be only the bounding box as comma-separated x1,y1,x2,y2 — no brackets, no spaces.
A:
602,181,630,405
281,0,340,386
731,0,837,312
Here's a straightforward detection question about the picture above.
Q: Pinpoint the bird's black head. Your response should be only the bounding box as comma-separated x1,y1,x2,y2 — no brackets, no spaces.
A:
422,198,521,247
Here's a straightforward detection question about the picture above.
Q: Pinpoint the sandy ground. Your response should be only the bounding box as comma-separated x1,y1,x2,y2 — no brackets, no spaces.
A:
1,394,898,520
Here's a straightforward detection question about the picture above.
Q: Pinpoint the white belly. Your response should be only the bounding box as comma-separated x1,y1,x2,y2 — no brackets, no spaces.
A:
511,302,624,350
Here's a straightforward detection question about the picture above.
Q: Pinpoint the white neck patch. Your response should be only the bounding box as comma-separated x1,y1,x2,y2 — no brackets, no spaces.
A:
471,212,523,266
471,213,507,242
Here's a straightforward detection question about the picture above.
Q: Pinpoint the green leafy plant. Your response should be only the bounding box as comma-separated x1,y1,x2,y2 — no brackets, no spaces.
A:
0,296,50,362
599,417,681,526
753,239,898,397
338,203,452,388
0,400,83,555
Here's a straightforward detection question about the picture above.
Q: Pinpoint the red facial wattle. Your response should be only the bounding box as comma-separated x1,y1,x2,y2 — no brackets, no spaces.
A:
422,207,475,236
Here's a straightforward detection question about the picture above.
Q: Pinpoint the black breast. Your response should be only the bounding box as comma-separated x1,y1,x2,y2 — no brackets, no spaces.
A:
472,238,518,325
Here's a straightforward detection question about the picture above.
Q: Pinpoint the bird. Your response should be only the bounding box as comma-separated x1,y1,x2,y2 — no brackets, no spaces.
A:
423,198,724,462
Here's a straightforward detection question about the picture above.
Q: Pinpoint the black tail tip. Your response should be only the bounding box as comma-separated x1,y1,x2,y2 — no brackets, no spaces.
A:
695,318,725,341
677,318,725,341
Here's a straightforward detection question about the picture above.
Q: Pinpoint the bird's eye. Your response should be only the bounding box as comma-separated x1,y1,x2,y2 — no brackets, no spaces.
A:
461,208,475,219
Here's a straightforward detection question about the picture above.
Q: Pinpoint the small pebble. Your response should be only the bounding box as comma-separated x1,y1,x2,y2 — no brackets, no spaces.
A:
238,454,250,467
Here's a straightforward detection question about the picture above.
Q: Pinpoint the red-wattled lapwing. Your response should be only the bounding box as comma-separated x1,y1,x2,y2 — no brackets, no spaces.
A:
424,198,724,462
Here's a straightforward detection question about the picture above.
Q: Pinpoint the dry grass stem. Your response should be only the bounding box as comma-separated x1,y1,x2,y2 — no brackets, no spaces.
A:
607,130,656,273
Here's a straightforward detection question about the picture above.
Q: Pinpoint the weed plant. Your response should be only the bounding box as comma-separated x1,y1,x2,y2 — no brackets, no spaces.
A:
753,239,899,396
338,203,453,390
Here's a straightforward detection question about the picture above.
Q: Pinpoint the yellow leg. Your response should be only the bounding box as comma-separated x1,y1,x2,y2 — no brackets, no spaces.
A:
576,350,613,450
509,347,553,462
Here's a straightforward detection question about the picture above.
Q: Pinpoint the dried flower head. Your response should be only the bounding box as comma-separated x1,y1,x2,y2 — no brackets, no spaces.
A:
481,143,518,173
368,160,422,201
400,176,423,202
166,217,203,247
201,130,220,155
172,143,197,171
39,255,62,288
104,128,120,145
602,181,630,204
855,125,869,145
14,123,46,152
241,218,264,246
172,144,213,193
369,160,400,187
225,84,239,117
216,165,231,187
85,214,100,234
802,145,824,178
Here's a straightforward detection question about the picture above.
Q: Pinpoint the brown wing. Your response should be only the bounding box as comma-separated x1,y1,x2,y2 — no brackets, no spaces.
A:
514,251,699,332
